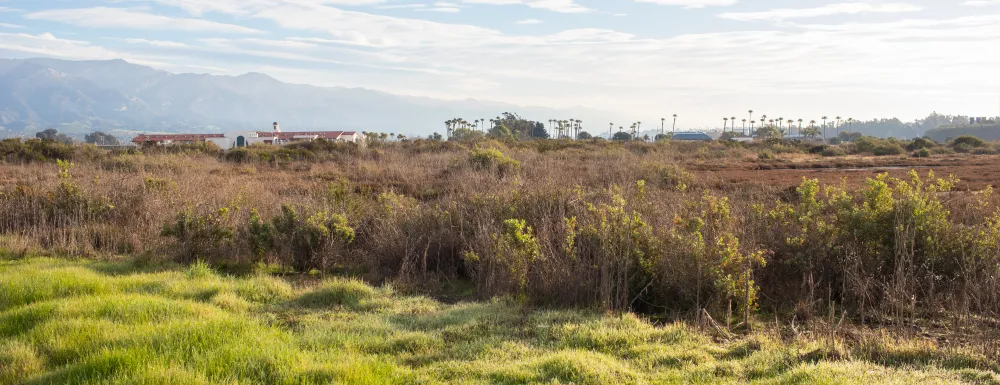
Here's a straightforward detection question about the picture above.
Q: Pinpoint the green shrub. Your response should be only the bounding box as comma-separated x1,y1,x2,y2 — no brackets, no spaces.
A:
906,137,937,151
161,205,238,263
222,145,315,164
757,150,774,160
872,144,903,156
821,146,846,157
914,148,931,158
270,205,355,272
0,138,77,163
470,146,520,175
949,135,985,149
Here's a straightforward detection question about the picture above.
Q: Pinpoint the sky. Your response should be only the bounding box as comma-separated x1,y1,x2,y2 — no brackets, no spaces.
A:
2,0,1000,128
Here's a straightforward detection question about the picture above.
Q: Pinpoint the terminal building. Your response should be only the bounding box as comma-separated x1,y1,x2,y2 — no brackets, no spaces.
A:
131,122,360,149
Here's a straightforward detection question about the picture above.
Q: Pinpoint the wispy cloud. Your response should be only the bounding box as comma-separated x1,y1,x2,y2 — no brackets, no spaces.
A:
719,2,922,22
963,0,1000,6
7,0,1000,122
632,0,737,9
461,0,592,13
25,7,262,33
123,38,189,48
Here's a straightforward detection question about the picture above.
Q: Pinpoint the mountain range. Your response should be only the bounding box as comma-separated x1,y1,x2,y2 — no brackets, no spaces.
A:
0,58,618,139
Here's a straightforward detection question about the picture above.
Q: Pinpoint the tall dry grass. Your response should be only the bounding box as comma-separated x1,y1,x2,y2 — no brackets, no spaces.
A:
4,137,1000,332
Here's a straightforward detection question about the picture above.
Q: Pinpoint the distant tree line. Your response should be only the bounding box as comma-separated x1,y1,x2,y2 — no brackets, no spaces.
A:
31,129,122,146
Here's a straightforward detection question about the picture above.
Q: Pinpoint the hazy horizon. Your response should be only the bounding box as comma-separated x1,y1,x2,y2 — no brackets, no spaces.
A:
2,0,1000,127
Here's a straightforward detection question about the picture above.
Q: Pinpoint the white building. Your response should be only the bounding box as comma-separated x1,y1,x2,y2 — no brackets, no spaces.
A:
133,122,360,149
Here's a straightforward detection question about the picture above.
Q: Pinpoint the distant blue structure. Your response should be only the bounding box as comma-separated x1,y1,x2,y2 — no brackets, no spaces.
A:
672,132,713,141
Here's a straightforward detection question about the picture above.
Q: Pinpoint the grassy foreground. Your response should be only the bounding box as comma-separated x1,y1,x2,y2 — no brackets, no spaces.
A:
1,257,997,385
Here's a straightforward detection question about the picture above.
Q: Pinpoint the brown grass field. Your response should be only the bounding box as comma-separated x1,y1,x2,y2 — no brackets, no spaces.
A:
5,137,1000,384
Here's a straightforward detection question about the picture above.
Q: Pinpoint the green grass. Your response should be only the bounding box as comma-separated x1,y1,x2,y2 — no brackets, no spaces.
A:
1,257,997,384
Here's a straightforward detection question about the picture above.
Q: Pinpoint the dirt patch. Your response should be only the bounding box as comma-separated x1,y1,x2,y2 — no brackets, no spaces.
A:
689,155,1000,191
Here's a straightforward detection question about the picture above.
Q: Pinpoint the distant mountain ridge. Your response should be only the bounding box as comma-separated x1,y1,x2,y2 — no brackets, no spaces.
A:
0,58,615,138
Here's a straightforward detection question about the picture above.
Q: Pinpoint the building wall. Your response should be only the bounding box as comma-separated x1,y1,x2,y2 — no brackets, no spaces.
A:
340,133,359,143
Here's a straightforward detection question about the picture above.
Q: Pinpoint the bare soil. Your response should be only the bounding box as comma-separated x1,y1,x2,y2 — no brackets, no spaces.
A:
689,154,1000,191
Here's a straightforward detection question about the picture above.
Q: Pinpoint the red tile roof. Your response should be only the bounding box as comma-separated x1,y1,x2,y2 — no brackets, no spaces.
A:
131,131,358,144
256,131,357,140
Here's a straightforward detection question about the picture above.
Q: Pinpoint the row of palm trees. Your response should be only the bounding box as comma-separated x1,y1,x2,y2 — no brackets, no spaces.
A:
546,119,583,139
444,117,502,138
360,131,406,142
601,114,680,140
722,110,857,140
445,111,858,141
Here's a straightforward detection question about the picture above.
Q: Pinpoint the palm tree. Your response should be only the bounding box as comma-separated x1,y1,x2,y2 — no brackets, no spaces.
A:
672,114,678,133
787,119,795,136
609,123,614,139
661,117,666,134
748,110,754,133
835,116,842,138
723,117,729,132
821,116,828,141
751,120,756,132
798,119,804,133
731,116,737,134
742,119,747,135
